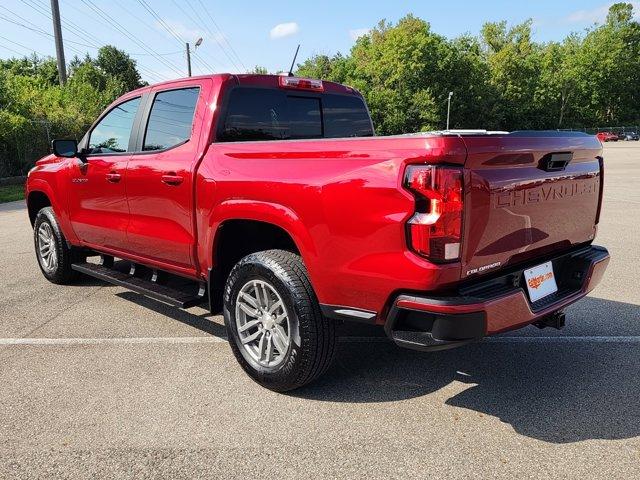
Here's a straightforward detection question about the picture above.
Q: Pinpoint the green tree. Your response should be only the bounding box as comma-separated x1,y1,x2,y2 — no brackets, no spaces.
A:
0,49,144,176
250,66,269,74
481,20,544,129
96,45,144,92
298,17,497,133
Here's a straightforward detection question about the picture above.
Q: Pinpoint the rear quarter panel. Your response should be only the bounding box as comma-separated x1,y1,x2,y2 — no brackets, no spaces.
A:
197,136,466,319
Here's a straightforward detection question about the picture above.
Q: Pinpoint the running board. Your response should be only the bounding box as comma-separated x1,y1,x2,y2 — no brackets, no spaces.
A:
71,262,205,309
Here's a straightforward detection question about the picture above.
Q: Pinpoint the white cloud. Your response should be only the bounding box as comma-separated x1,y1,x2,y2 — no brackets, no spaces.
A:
566,5,611,24
270,22,299,39
565,2,640,24
349,28,370,40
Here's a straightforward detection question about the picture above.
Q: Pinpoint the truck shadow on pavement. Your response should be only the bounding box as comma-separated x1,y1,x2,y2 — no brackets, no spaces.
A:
108,286,639,444
297,296,640,444
115,291,228,338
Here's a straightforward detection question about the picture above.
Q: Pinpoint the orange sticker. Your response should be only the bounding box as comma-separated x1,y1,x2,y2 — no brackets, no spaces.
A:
527,272,554,290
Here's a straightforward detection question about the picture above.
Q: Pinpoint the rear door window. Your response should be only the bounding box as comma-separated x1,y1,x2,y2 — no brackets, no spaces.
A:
143,87,199,151
218,87,372,142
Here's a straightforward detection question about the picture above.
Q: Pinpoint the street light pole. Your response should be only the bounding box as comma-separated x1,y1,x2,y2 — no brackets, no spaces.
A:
186,42,192,77
186,38,203,77
446,91,453,130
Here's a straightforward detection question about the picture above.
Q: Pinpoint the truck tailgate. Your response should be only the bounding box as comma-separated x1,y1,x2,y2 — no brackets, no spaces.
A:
460,134,603,279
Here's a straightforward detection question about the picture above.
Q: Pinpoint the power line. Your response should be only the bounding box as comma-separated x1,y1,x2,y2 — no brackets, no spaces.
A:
0,5,97,53
59,0,173,82
0,33,47,57
0,44,36,58
22,0,103,50
191,52,215,74
77,0,182,78
178,0,240,71
130,50,183,57
135,0,185,45
169,0,224,70
0,12,165,83
107,1,198,60
0,11,88,57
192,0,247,71
133,0,216,75
110,0,180,44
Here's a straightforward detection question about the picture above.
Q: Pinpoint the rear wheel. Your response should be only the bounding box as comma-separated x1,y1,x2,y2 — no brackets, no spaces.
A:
33,207,81,284
223,249,336,392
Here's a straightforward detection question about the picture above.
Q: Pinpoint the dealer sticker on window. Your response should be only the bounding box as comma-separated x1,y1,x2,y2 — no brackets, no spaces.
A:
524,261,558,303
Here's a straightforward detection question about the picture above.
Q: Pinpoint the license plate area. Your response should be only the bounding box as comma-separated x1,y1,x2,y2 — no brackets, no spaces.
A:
524,261,558,303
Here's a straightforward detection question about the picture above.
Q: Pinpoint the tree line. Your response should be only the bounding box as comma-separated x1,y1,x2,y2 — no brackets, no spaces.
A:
0,46,143,177
296,3,639,135
1,3,638,177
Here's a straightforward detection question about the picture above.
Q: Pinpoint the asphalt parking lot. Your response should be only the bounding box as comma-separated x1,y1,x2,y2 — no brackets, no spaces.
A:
1,143,639,479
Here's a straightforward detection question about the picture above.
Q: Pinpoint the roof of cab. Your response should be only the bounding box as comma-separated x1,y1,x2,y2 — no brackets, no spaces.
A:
125,73,360,97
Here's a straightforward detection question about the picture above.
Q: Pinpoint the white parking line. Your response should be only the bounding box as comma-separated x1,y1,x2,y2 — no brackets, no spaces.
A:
0,336,227,345
487,336,640,343
0,336,639,346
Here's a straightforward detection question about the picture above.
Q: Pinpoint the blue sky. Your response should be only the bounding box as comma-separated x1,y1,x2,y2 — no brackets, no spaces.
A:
0,0,637,83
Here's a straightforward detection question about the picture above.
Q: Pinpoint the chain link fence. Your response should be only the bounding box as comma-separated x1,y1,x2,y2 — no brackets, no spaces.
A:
0,119,54,178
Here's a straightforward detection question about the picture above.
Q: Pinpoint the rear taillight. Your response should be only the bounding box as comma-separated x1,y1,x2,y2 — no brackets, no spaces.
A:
278,76,324,92
595,156,604,225
403,165,463,262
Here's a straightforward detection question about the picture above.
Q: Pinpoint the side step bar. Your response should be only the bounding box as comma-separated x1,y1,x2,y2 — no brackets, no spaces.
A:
71,262,205,309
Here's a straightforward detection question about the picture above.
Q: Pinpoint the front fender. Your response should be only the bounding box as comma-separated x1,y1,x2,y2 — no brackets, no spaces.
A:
26,178,79,244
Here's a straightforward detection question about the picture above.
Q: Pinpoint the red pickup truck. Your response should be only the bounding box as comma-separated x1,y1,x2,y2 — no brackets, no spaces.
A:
26,74,610,391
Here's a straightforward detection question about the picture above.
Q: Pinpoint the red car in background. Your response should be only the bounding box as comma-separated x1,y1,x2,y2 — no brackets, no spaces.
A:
597,131,619,142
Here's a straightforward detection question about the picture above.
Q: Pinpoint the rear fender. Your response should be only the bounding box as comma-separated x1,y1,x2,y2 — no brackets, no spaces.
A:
203,199,317,272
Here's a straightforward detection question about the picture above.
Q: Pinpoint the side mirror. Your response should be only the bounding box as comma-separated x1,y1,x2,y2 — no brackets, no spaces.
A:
52,139,79,158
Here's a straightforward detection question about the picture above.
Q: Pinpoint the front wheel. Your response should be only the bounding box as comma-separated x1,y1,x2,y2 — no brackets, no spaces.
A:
223,250,336,392
33,207,80,284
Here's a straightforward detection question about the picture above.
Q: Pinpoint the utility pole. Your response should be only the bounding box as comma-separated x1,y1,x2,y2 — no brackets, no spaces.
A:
446,91,453,130
50,0,67,85
186,42,192,77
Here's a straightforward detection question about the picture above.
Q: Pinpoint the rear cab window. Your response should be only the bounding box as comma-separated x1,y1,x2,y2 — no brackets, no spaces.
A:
217,86,373,142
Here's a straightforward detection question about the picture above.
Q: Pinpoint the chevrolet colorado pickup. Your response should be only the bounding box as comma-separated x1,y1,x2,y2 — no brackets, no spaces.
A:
26,74,610,391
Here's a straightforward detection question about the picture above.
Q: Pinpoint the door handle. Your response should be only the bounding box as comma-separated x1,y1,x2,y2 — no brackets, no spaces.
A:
106,172,121,183
161,174,184,186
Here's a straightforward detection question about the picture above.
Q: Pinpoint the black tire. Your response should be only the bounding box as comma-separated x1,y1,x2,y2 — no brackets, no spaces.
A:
33,207,81,284
223,249,336,392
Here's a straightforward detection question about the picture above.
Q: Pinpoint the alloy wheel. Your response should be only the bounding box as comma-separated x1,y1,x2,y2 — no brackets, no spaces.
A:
235,279,291,368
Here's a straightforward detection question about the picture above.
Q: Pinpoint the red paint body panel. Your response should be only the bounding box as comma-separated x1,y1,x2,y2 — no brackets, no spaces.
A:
25,74,609,336
125,78,214,270
460,135,602,280
197,135,466,318
66,156,131,251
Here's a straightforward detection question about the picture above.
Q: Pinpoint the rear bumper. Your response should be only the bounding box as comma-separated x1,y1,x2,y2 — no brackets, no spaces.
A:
384,245,610,351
